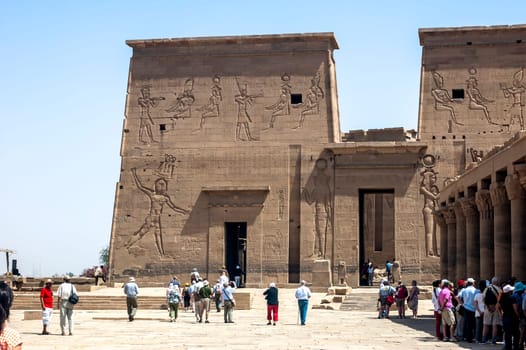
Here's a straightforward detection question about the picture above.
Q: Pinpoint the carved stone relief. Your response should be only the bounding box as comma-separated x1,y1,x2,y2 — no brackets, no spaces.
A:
278,189,285,220
468,148,483,162
431,71,462,128
265,74,292,128
465,69,495,125
293,71,324,129
124,158,189,256
166,78,195,127
500,68,525,131
234,78,263,141
303,158,332,258
197,75,222,130
138,86,165,144
155,154,177,180
419,154,440,256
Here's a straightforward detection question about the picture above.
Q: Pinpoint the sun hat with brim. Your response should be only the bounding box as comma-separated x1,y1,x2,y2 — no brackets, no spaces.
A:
503,284,514,293
45,279,52,284
513,281,525,293
129,277,136,282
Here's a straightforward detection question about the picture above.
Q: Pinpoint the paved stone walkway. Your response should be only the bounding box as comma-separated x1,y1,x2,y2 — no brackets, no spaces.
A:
8,288,494,349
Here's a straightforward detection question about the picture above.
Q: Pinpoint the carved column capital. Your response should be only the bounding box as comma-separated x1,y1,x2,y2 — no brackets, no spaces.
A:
460,198,478,217
433,210,446,227
505,172,526,200
443,205,456,225
475,189,493,220
490,182,509,207
514,163,526,191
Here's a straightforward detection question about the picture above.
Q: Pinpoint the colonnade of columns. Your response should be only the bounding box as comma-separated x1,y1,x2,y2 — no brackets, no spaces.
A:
434,165,526,283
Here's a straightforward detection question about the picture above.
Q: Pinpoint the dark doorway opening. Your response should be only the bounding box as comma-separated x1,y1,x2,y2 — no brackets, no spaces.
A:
224,222,247,287
359,189,395,286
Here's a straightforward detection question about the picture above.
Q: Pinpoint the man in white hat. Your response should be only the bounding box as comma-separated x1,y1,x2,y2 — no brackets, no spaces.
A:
57,275,77,336
198,279,212,323
457,277,477,343
123,277,139,321
295,280,311,325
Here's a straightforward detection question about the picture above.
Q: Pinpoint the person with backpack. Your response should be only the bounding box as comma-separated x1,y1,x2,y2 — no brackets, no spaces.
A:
166,283,181,322
213,279,223,312
378,280,395,319
57,276,77,335
482,277,503,344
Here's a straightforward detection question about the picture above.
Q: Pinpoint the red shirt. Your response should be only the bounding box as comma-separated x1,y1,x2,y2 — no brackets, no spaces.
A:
40,287,53,308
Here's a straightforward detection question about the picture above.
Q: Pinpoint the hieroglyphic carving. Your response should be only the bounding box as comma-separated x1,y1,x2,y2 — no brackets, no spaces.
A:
278,189,285,220
266,74,292,128
465,69,496,125
197,75,222,130
431,71,462,127
138,87,165,144
125,168,188,256
475,189,493,220
264,230,283,257
303,158,332,258
293,71,324,128
419,154,440,256
155,154,176,180
234,78,262,141
500,68,525,131
468,148,483,162
166,78,195,127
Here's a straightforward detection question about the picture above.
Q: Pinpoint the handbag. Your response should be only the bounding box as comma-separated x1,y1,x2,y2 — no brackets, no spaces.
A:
68,284,79,305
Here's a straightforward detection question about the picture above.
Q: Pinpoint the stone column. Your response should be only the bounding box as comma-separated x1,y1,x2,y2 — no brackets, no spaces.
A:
475,190,494,280
453,201,467,280
490,182,511,281
434,209,448,278
460,198,480,281
443,206,457,282
505,171,526,281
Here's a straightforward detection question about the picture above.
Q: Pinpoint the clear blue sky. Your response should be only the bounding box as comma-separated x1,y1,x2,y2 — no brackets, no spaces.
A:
2,1,525,277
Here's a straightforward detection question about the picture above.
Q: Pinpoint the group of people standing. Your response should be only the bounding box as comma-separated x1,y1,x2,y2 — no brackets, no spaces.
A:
431,276,525,349
377,279,420,320
38,276,78,336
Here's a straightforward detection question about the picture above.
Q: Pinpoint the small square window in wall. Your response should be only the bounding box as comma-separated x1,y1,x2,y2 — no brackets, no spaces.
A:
291,94,302,105
452,89,464,99
159,124,166,131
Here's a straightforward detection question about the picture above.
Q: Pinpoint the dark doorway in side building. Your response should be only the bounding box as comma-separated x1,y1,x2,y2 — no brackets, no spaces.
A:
224,222,247,287
359,189,395,286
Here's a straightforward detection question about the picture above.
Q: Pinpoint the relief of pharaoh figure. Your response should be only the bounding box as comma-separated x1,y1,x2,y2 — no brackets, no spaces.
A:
138,87,165,144
500,68,525,131
419,154,440,256
125,168,188,256
303,158,332,259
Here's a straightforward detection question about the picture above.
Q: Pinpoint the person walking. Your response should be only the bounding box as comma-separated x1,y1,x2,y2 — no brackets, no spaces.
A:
198,280,212,323
166,283,181,322
408,280,420,319
94,265,104,286
367,262,374,286
378,280,395,319
263,282,279,325
222,281,236,323
56,276,77,336
482,277,502,344
295,280,311,326
213,279,222,312
39,279,54,335
182,283,191,312
123,277,139,321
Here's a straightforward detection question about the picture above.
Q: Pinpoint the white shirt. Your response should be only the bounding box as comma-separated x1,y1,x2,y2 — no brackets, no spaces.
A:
295,286,311,300
432,287,441,311
57,282,77,300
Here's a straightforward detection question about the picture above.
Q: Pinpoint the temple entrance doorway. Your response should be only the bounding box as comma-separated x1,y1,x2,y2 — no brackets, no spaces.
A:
359,189,395,286
224,222,247,287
